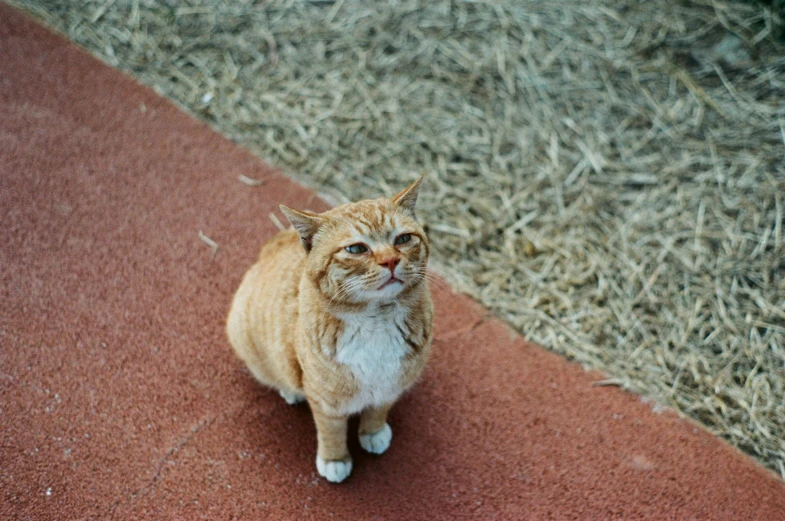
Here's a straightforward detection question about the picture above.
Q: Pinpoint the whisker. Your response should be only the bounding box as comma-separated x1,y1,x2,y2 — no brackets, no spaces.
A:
410,267,451,290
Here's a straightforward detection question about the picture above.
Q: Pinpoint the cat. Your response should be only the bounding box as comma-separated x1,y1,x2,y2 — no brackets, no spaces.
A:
226,176,433,483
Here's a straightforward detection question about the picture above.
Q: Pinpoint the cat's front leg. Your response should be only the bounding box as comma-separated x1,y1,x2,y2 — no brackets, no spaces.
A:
359,403,394,455
311,404,352,483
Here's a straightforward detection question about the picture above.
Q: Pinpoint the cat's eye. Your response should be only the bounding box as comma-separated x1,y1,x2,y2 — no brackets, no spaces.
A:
395,234,412,246
345,243,368,254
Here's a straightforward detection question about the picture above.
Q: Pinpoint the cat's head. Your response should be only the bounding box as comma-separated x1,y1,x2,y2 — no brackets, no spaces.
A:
280,176,429,305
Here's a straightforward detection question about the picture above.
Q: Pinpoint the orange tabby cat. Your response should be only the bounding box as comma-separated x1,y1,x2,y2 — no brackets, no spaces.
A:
226,176,433,483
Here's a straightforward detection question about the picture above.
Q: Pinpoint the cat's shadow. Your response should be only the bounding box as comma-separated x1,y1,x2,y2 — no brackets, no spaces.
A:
235,372,441,483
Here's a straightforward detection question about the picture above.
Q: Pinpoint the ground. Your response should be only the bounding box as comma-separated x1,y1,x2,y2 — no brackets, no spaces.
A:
2,5,784,518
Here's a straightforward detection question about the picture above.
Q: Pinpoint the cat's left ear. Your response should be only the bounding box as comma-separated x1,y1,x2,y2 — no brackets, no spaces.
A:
279,205,323,253
392,175,424,217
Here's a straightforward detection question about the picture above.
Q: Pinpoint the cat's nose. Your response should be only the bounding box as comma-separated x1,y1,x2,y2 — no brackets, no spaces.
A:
379,257,400,272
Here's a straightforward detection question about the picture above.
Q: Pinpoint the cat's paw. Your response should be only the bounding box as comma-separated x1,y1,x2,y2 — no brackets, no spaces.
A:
279,389,305,405
316,456,353,483
359,423,392,455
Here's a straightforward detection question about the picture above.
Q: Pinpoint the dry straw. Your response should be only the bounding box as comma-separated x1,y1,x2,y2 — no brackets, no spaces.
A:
12,0,785,476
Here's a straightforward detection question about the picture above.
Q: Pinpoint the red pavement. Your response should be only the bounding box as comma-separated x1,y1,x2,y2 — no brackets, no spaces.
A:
1,4,783,520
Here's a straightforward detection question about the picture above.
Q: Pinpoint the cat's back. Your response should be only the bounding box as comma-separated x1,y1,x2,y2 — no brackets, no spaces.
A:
226,230,305,391
257,229,305,267
242,229,304,317
239,229,304,303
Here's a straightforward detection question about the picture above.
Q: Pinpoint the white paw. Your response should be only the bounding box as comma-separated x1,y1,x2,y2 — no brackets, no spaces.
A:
359,423,392,455
278,389,305,405
316,456,353,483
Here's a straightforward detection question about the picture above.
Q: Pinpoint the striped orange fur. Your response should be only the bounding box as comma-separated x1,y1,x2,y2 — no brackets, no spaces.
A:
226,177,433,483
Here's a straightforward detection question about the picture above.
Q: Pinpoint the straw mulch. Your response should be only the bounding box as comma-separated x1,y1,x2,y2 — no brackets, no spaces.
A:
12,0,785,476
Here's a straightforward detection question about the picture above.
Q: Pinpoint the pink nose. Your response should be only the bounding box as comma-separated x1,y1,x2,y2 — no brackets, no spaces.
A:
379,257,400,272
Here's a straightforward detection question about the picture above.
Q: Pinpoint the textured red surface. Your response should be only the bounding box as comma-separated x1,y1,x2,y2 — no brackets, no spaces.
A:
1,4,783,520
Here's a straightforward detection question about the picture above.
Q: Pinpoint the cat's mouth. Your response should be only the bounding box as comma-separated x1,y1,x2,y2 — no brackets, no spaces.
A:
378,276,403,290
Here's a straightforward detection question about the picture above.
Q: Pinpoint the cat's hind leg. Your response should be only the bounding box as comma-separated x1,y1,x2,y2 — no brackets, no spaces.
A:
279,389,306,405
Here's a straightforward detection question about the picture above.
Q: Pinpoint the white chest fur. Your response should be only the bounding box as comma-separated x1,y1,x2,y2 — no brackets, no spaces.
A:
335,304,409,414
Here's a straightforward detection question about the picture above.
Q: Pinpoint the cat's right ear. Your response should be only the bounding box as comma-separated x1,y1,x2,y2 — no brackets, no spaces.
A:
279,205,322,253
